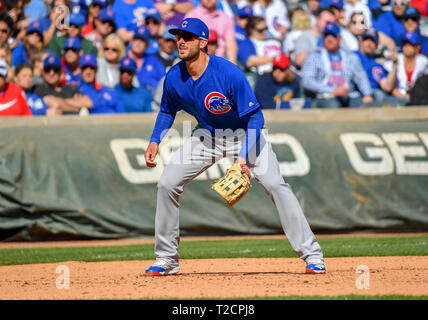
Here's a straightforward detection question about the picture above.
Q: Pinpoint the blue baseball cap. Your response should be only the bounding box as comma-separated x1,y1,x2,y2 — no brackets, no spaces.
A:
162,25,177,41
27,21,43,36
402,31,420,46
330,0,344,9
44,54,61,69
237,5,253,17
169,18,209,40
69,12,86,26
362,28,379,43
403,7,421,20
97,8,115,23
119,56,137,72
145,8,162,22
91,0,109,7
323,22,341,37
133,26,150,41
80,53,97,68
63,36,82,50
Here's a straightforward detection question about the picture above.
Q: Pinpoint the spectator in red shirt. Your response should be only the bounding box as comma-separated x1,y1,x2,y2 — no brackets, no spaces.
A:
0,59,32,116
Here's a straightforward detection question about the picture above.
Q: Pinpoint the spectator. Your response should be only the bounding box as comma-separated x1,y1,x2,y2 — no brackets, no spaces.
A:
30,50,48,85
154,0,195,27
398,7,428,46
321,0,347,26
62,36,83,87
32,54,93,115
143,8,164,56
254,53,302,109
41,0,74,48
302,22,373,108
237,16,282,75
207,29,219,55
127,26,166,93
250,0,290,41
0,12,27,67
344,0,373,27
81,0,109,37
235,5,253,42
78,53,125,114
293,7,336,69
355,28,399,103
0,59,32,116
0,42,11,78
115,56,153,113
307,0,321,27
185,0,237,63
14,62,53,115
385,31,428,101
342,11,368,51
48,12,98,57
96,33,127,88
112,0,155,43
22,21,47,65
156,25,178,70
283,9,312,58
84,7,117,51
374,0,408,48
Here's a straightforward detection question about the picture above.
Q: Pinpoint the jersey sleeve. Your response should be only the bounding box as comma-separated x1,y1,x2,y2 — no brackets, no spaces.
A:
159,73,180,113
237,39,256,67
228,66,260,118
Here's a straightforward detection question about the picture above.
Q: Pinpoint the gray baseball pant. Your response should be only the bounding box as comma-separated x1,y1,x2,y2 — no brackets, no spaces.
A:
153,128,324,264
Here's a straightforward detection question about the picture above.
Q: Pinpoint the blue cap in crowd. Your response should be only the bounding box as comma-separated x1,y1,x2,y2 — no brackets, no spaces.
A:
133,26,150,41
119,56,137,73
145,8,162,22
80,53,97,69
91,0,109,7
169,18,209,40
162,25,177,41
98,8,115,23
44,54,61,69
402,31,420,46
27,21,43,36
323,22,341,37
362,28,379,43
330,0,344,9
237,5,253,17
403,7,421,20
69,12,86,26
63,36,82,50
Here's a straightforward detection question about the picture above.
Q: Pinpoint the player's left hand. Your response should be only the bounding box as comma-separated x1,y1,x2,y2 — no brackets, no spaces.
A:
235,157,251,184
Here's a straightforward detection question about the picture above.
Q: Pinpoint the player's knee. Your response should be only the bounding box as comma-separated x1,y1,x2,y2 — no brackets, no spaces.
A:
157,175,182,195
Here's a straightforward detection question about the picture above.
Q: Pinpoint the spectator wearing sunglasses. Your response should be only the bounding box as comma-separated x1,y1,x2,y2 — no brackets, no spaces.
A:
32,54,93,115
61,36,83,87
96,33,127,89
48,12,98,58
156,25,178,70
81,0,109,37
127,26,166,94
302,22,373,108
373,0,408,48
84,8,117,51
22,21,48,66
0,13,27,68
115,56,153,113
143,8,163,56
78,53,125,114
397,7,428,47
254,53,302,109
344,0,373,28
342,11,368,51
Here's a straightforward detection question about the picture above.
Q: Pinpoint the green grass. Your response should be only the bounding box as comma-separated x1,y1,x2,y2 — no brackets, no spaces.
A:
0,234,427,266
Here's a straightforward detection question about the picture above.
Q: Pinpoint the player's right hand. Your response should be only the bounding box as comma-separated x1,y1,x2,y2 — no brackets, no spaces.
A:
145,142,159,168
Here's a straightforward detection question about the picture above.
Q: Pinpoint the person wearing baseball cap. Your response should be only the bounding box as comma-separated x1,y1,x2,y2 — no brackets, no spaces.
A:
385,30,428,100
254,53,303,109
373,0,408,47
302,21,373,108
400,7,428,47
0,59,32,116
114,56,153,113
81,0,109,37
207,29,219,55
62,36,83,87
235,6,253,41
83,8,116,51
78,53,125,114
156,26,178,69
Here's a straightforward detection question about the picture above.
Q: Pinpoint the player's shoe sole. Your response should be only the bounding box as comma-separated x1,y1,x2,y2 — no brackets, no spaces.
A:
145,264,180,276
305,263,326,274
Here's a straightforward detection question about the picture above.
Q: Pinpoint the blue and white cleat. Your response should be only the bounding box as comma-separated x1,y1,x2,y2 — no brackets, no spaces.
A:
145,259,180,276
306,258,326,274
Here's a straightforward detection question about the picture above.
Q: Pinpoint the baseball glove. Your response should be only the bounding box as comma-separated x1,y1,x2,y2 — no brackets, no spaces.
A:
211,163,251,207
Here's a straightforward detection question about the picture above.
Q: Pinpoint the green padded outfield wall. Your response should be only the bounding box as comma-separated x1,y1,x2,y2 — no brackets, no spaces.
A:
1,108,428,240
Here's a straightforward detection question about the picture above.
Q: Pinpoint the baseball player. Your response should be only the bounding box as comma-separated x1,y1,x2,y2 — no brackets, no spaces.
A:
144,18,325,275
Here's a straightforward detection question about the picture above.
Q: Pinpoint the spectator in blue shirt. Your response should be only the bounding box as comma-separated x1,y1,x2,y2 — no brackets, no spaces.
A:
397,7,428,47
374,0,408,48
355,28,399,103
115,56,153,113
235,5,253,42
62,36,83,87
143,8,163,56
79,53,125,114
302,22,373,108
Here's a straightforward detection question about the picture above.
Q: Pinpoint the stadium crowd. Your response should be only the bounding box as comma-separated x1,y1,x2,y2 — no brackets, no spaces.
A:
0,0,428,116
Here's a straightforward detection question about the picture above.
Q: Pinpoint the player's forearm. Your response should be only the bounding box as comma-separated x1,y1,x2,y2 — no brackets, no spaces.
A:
150,111,176,144
246,55,274,68
380,63,397,93
238,108,264,160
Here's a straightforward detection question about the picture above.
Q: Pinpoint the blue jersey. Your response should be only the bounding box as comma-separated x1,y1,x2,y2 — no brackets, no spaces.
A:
160,55,260,133
374,11,405,46
112,0,155,30
355,51,387,89
65,64,82,87
79,82,125,114
115,84,153,113
136,54,166,91
26,92,48,115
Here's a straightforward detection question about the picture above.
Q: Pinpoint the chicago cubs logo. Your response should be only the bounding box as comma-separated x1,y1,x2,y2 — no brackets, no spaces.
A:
181,20,188,28
204,92,231,114
372,66,384,83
